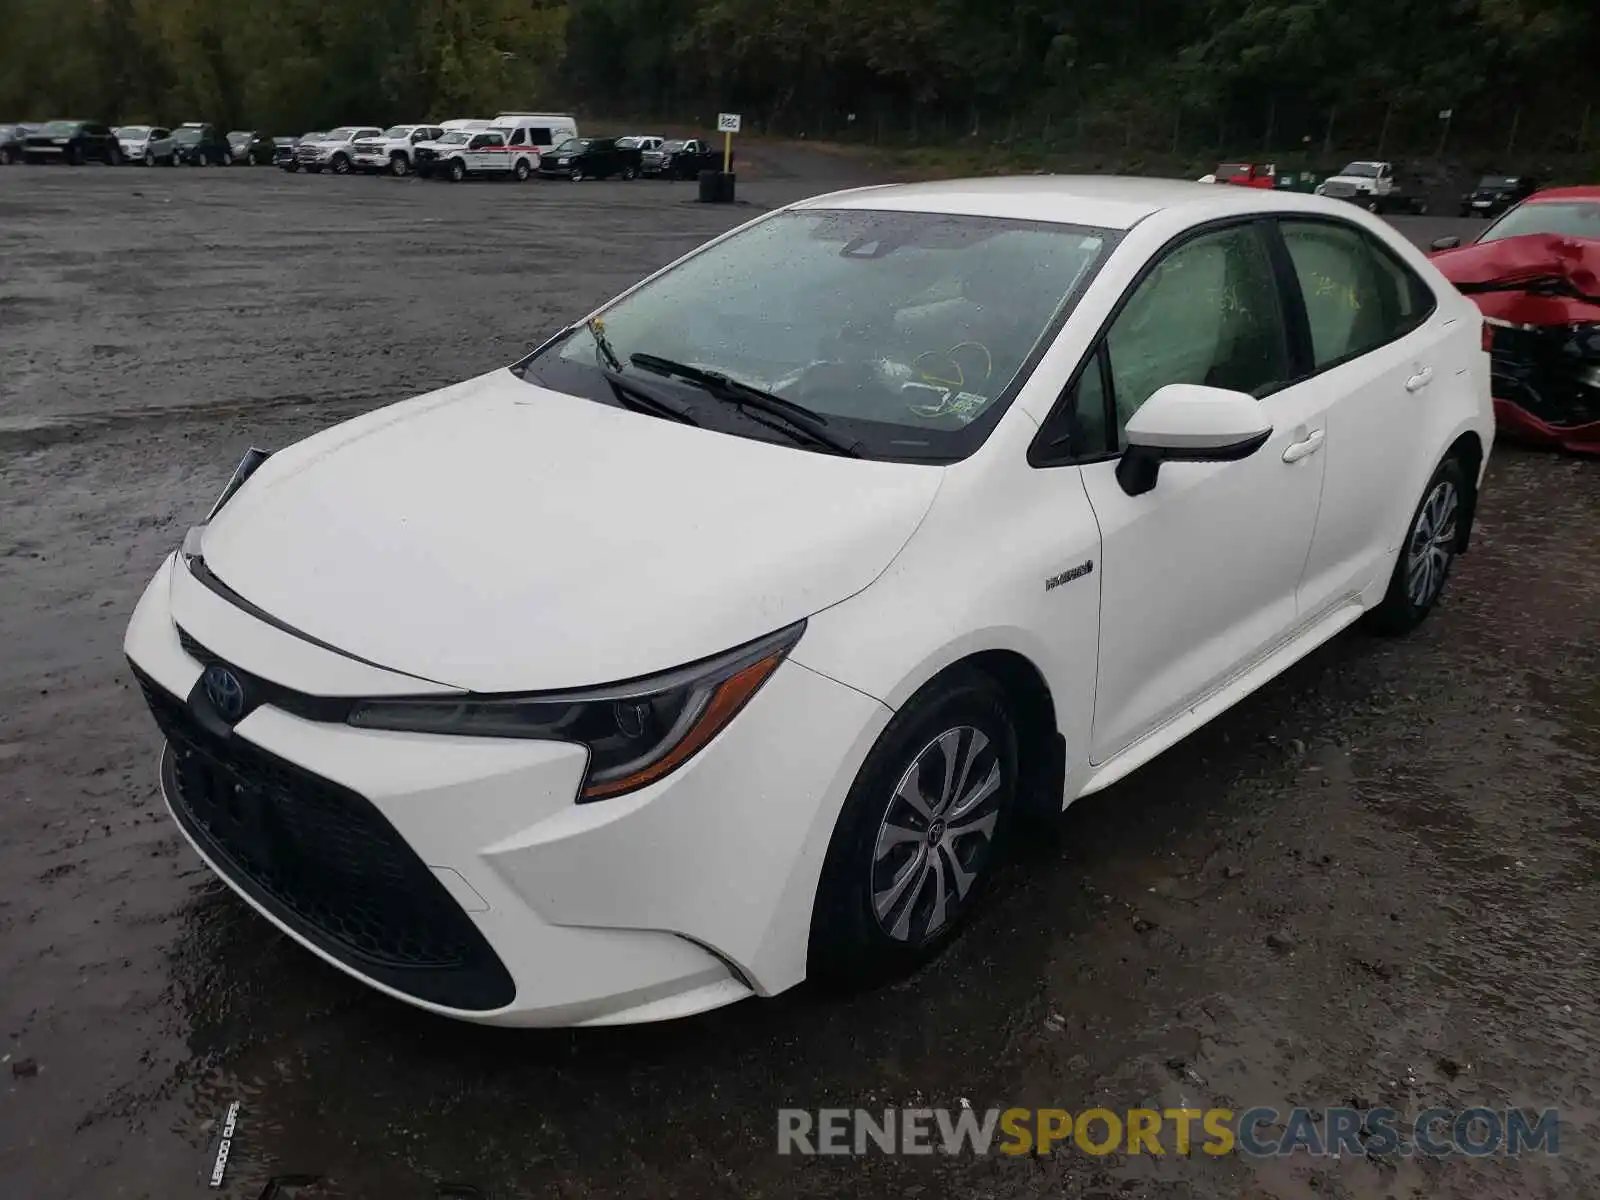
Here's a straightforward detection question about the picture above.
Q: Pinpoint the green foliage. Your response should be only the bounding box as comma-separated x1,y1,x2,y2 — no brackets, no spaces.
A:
0,0,1593,158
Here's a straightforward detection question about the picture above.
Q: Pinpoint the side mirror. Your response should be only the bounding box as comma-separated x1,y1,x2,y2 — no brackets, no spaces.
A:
1430,235,1462,251
1116,384,1272,497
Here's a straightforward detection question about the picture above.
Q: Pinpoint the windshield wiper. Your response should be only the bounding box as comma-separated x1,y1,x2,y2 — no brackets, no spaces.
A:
601,369,699,425
588,318,623,373
629,353,863,457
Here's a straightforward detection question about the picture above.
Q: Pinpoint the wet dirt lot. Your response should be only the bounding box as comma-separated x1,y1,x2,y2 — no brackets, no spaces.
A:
2,164,1598,1200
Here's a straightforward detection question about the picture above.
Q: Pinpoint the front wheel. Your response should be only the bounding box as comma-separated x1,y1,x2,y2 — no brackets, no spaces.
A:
448,158,466,182
106,146,121,166
1363,456,1469,635
620,165,636,180
331,153,350,175
808,669,1018,985
390,153,409,177
220,150,232,166
143,150,155,167
513,158,531,181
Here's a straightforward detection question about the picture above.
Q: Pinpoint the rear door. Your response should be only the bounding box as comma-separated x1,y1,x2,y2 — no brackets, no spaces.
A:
1276,216,1449,616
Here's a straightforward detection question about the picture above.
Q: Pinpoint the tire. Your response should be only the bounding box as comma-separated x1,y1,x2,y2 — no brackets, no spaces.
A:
447,158,466,182
513,158,531,181
620,164,636,180
1362,455,1469,636
390,153,409,177
331,153,350,175
106,146,121,166
220,150,232,166
286,162,299,173
808,668,1018,985
143,150,155,167
66,145,81,165
0,147,14,165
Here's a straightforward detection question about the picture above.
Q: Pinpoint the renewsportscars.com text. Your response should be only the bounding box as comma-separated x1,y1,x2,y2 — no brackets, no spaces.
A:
777,1106,1560,1158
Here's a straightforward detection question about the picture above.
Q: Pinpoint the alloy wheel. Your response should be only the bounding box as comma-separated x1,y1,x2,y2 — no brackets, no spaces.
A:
1406,479,1458,608
871,726,1004,945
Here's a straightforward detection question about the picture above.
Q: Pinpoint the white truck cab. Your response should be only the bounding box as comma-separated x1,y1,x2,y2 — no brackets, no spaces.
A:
352,125,446,176
1316,160,1395,205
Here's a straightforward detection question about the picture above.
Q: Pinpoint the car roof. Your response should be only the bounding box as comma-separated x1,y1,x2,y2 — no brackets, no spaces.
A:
1524,185,1600,203
792,174,1328,232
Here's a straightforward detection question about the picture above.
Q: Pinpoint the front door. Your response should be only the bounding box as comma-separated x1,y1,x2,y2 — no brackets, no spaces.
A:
1075,220,1330,763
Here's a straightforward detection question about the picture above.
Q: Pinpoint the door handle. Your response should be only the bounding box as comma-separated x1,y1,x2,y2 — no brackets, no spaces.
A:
1405,366,1434,393
1282,429,1325,463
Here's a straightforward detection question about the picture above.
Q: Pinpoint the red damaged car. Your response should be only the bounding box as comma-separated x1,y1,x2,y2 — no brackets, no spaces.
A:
1430,185,1600,455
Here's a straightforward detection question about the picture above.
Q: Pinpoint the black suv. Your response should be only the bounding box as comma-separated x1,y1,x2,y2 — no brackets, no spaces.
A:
1459,174,1539,219
172,123,233,166
23,120,121,165
226,130,274,165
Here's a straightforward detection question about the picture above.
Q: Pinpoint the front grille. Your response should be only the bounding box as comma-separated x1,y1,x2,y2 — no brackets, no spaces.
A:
134,664,515,1011
1321,182,1357,198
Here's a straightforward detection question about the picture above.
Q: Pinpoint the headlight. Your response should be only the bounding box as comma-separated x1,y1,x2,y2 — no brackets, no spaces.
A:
346,621,805,801
1314,184,1326,195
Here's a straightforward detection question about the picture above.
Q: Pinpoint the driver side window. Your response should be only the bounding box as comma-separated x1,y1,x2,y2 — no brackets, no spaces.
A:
1085,223,1291,449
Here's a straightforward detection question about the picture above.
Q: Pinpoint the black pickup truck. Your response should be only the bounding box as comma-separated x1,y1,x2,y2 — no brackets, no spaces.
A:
640,137,730,180
537,136,643,181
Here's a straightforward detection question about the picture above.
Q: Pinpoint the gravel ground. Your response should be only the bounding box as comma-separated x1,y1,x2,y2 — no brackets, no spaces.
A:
2,160,1597,1200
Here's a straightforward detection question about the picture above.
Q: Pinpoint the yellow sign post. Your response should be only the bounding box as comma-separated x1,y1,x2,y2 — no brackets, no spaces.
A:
717,112,741,173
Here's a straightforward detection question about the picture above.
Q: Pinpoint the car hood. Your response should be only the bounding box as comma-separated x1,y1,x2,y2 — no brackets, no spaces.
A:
200,369,943,692
1324,174,1376,187
1433,233,1600,324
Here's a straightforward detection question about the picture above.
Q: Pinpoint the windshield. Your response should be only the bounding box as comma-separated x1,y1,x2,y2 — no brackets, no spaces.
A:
228,131,250,143
120,126,151,139
1477,176,1517,189
380,126,411,139
325,127,359,140
173,128,203,143
661,140,687,152
517,208,1113,462
1478,200,1600,244
39,121,80,136
1338,162,1381,178
616,137,640,148
438,131,469,145
302,132,325,142
554,137,586,152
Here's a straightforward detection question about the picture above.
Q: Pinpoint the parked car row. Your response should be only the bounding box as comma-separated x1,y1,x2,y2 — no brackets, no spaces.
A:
0,120,282,166
2,114,737,184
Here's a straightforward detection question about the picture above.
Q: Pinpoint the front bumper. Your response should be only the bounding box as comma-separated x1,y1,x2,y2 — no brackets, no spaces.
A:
125,553,891,1025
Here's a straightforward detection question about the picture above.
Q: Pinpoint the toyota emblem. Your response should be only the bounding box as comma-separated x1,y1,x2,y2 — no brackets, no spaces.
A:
202,664,247,723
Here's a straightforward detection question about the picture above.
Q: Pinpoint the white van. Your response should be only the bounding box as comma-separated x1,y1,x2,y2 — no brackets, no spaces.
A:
440,119,496,133
490,113,579,159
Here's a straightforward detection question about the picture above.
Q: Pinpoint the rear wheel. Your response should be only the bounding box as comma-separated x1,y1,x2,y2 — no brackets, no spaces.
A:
809,668,1018,985
1363,455,1468,636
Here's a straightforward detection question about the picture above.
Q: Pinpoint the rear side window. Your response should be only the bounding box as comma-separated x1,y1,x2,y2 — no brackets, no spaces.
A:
1279,220,1434,369
531,127,552,143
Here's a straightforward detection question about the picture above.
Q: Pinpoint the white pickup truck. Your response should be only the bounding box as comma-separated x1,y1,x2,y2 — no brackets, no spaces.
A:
351,125,446,176
413,128,539,182
1314,160,1428,214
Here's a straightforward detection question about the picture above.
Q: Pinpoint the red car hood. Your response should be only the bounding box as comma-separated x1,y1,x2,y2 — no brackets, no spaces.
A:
1431,233,1600,324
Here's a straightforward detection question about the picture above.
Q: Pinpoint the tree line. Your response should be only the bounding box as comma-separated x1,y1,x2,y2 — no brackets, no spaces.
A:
3,0,1596,161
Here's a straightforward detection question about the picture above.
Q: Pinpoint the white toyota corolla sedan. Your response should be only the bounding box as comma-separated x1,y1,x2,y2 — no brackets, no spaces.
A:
125,176,1493,1026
